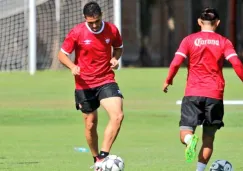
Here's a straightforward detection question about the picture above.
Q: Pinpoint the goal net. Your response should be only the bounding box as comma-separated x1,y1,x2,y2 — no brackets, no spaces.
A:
0,0,114,71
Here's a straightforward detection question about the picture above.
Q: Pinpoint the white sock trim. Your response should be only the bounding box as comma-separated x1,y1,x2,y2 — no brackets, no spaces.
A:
184,134,192,145
196,162,206,171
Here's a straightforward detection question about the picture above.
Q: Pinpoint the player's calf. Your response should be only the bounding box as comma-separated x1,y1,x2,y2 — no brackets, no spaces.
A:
101,112,124,152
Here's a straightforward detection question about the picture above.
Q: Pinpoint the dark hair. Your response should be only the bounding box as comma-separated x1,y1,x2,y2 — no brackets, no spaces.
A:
200,7,219,21
83,1,102,17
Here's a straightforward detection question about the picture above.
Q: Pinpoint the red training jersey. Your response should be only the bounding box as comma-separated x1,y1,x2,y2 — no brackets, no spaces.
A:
167,30,243,99
61,21,123,90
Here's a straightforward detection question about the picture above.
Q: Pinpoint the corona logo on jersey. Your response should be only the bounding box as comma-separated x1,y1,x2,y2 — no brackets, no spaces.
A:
194,38,220,47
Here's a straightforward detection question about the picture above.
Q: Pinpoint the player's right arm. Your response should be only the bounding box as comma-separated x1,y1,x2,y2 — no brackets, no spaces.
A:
163,37,188,92
58,29,80,75
224,39,243,82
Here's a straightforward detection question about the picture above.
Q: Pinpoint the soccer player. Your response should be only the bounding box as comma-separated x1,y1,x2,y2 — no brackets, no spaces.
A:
163,7,243,171
58,1,124,170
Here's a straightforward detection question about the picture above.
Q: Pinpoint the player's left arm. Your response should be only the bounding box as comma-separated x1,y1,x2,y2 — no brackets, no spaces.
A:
224,39,243,82
163,37,188,93
110,25,123,69
229,57,243,81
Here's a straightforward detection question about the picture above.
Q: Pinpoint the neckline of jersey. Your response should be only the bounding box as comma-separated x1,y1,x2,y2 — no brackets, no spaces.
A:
201,30,214,32
85,21,105,34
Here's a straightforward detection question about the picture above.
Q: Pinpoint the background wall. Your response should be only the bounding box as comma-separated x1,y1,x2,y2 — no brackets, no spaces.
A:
121,0,243,67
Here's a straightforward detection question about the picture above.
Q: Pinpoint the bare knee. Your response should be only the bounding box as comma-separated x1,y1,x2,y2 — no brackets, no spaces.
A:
180,130,193,144
110,111,124,125
86,122,97,132
84,117,97,132
180,136,185,144
180,135,187,144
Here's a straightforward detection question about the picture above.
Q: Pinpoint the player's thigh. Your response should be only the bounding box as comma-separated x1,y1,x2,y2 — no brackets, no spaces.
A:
101,97,123,119
98,83,124,118
75,89,100,114
204,97,224,129
180,96,205,128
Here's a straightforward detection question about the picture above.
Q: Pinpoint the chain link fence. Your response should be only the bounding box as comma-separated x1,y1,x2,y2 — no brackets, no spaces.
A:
0,0,113,71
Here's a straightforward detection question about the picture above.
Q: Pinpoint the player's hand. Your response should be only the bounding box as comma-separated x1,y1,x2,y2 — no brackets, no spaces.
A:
71,65,80,75
110,57,119,70
163,82,171,93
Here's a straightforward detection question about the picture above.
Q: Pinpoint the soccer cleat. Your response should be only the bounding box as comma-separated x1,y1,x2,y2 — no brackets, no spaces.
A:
185,134,199,163
90,157,104,171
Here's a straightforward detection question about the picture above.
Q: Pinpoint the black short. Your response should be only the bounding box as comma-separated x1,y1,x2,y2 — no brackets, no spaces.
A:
75,82,123,113
180,96,224,129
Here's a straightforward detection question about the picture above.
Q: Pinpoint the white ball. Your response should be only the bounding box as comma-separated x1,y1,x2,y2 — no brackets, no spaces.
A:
209,160,233,171
101,155,125,171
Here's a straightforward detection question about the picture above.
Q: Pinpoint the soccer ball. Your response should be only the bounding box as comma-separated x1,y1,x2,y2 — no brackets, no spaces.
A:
101,154,125,171
209,160,233,171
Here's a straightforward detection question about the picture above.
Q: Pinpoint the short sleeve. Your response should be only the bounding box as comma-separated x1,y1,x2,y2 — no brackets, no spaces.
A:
61,29,77,55
175,37,189,58
112,26,123,48
224,39,238,60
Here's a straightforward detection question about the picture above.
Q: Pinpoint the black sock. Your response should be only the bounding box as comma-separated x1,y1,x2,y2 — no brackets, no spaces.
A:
93,156,98,163
98,151,109,159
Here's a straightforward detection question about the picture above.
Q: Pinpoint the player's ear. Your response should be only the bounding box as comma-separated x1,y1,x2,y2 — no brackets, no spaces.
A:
197,18,203,26
216,20,220,26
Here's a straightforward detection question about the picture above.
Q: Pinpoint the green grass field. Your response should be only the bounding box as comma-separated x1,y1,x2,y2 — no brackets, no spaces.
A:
0,68,242,171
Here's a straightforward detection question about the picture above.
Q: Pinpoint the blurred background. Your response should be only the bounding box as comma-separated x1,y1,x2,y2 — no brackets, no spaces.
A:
0,0,243,71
